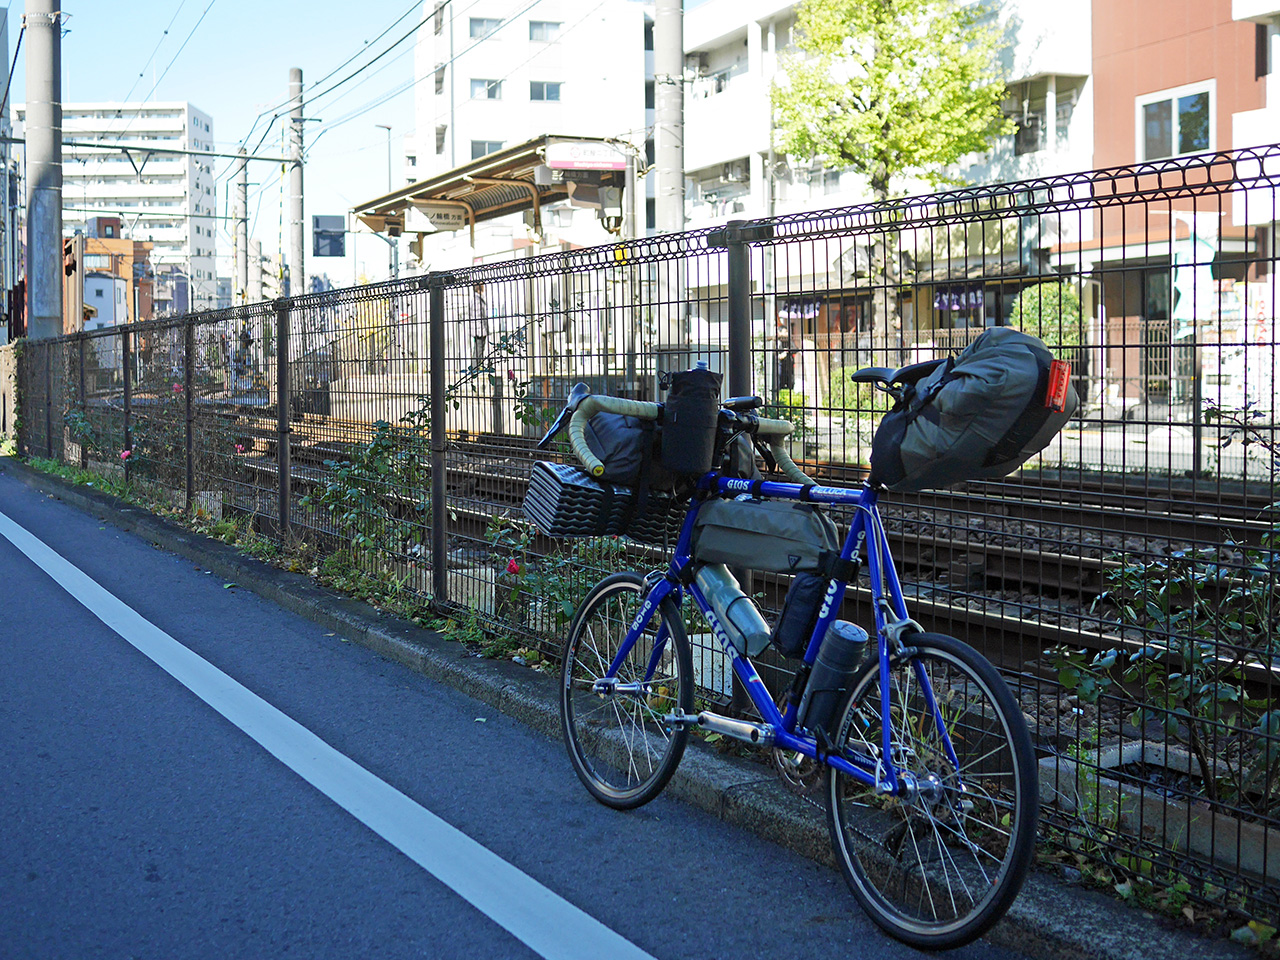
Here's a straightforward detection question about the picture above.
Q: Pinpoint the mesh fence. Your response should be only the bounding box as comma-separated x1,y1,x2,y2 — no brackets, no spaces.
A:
16,143,1280,926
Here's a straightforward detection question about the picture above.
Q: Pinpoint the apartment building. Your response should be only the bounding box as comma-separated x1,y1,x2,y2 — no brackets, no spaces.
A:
680,0,1093,226
408,0,651,261
15,100,217,313
1079,0,1276,411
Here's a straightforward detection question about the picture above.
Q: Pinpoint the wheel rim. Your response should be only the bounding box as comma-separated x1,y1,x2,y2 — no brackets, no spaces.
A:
830,647,1028,938
563,580,686,801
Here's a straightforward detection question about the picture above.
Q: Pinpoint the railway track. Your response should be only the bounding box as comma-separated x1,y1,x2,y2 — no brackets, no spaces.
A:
198,409,1277,681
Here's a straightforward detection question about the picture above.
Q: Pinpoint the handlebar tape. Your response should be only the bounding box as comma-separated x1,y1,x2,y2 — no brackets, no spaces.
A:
567,396,815,484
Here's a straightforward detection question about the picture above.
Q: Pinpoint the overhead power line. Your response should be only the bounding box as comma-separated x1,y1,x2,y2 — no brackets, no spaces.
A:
0,23,26,121
316,0,551,137
120,0,191,105
234,0,423,153
235,0,442,165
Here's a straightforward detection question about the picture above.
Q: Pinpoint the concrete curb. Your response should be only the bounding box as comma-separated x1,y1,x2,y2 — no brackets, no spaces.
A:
1,457,1251,960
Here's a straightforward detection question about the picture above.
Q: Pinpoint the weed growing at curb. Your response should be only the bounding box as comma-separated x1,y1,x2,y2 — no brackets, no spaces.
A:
12,455,508,654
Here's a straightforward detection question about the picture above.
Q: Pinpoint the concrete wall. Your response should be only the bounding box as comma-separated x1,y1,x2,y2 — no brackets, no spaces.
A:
0,342,16,442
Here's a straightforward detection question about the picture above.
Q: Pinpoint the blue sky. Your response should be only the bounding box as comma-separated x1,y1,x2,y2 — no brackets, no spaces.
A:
4,1,422,286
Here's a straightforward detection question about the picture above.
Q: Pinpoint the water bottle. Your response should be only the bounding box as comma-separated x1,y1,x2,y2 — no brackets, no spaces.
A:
797,620,870,735
694,564,771,656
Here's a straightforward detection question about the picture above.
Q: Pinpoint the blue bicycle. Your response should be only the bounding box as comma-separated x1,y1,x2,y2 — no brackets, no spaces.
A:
537,369,1039,950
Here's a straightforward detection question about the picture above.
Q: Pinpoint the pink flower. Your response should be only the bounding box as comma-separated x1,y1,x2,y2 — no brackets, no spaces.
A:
507,369,516,381
119,449,131,460
234,443,245,454
506,558,520,575
172,383,183,393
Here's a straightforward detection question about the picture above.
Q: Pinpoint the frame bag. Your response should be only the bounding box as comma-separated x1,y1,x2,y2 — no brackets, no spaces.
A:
869,327,1079,492
692,498,840,574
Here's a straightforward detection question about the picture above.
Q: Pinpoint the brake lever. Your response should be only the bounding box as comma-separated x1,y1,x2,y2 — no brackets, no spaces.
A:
537,381,591,449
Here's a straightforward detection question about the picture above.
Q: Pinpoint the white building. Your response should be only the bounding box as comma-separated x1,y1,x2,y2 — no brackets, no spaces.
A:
15,100,218,312
1232,1,1280,228
83,273,129,329
680,0,1094,229
407,0,652,261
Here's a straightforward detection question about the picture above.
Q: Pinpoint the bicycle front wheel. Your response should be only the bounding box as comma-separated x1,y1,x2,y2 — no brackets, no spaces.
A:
560,572,693,810
827,633,1038,950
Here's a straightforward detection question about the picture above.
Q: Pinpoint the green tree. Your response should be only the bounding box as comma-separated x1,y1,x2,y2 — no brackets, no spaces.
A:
1008,282,1085,349
773,0,1011,365
773,0,1012,201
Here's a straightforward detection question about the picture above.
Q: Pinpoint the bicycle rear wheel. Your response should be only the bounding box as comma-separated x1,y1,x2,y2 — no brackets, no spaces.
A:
826,633,1038,950
560,572,693,810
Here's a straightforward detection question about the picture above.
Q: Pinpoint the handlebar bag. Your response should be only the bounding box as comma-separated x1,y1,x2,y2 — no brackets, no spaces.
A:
692,498,839,574
583,412,672,490
869,327,1079,492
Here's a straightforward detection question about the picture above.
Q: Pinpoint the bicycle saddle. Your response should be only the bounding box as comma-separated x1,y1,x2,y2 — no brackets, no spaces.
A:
850,358,946,387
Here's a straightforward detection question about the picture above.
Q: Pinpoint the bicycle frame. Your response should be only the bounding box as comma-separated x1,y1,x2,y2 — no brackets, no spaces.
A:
603,474,965,798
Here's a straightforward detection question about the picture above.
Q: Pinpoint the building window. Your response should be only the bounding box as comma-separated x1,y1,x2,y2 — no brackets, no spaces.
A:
644,19,654,51
530,81,561,102
471,78,502,100
435,64,445,95
471,140,504,159
1137,82,1213,161
529,20,561,41
645,81,654,109
470,17,501,38
436,125,448,155
433,1,446,35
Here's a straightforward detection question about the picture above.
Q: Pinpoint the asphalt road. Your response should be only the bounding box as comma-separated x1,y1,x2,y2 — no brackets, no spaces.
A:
0,470,1031,960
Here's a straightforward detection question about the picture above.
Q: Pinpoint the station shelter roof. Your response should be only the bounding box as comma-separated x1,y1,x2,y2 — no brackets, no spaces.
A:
351,134,631,246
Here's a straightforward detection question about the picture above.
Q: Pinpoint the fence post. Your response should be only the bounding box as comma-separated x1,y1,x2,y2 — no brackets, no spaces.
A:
722,221,754,398
122,326,131,482
184,317,195,510
77,334,87,469
275,298,292,541
429,275,448,604
711,219,776,714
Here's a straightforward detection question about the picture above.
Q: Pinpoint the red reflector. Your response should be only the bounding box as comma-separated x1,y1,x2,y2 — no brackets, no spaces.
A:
1046,360,1071,412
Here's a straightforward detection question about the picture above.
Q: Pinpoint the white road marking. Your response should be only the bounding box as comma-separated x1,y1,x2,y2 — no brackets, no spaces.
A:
0,509,655,960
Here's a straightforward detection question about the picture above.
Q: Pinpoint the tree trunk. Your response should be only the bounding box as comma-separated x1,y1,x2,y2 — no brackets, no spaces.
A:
868,168,902,366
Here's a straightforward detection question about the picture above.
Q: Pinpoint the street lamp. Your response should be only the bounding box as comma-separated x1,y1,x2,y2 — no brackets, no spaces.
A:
375,123,398,280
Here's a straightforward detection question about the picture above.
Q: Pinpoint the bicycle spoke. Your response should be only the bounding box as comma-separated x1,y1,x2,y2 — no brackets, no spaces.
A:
561,574,691,810
827,636,1036,948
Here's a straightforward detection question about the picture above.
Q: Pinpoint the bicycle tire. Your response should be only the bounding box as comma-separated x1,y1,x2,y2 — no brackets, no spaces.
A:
560,572,693,810
826,633,1038,950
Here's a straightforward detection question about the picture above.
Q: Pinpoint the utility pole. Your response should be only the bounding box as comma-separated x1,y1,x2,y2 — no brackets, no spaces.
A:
653,0,687,377
287,67,304,297
24,0,63,338
653,0,684,234
235,147,248,304
375,123,398,280
248,239,264,302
